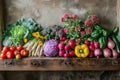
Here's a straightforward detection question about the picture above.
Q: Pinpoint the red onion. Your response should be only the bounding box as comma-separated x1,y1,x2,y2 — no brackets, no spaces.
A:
103,48,111,58
107,38,115,49
112,49,119,58
94,48,102,58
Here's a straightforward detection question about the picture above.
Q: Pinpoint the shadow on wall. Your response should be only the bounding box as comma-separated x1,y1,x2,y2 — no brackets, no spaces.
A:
5,0,117,30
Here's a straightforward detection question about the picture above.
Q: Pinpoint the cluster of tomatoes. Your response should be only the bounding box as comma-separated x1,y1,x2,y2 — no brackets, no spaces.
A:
0,45,28,60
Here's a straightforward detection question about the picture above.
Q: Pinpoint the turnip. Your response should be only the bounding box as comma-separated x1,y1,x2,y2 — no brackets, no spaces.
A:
103,48,112,58
94,48,102,58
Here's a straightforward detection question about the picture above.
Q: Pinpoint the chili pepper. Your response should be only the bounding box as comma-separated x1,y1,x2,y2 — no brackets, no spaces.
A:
98,37,107,49
91,30,102,38
75,44,89,58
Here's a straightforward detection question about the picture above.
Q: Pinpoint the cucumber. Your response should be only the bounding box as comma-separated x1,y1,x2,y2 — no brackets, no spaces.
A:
111,34,120,54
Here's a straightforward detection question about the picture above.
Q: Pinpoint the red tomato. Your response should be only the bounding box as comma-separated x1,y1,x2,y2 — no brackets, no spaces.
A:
1,50,7,54
17,45,23,51
14,50,20,56
0,53,7,59
10,46,16,51
20,49,28,57
2,46,9,53
6,51,14,59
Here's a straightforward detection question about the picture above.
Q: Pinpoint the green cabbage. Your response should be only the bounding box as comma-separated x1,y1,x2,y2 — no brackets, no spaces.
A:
10,25,28,46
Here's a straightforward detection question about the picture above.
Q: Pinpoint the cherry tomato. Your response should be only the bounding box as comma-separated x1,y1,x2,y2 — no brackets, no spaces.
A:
17,45,23,51
14,50,20,56
1,50,7,54
15,54,22,60
0,53,7,59
6,51,14,59
2,46,9,53
10,46,16,51
20,49,28,57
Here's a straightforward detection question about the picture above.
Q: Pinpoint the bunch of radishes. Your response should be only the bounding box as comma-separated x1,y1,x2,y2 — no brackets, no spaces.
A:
84,40,102,58
58,36,76,58
103,38,119,58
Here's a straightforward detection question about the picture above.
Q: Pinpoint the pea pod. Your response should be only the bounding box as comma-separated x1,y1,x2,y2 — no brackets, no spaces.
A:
98,37,107,49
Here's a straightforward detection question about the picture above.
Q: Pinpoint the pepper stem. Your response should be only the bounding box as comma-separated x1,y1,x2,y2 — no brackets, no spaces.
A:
79,49,83,53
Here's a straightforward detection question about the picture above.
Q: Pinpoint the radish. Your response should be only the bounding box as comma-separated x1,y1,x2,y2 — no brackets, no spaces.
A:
94,48,102,58
94,42,99,48
69,40,75,49
103,48,112,58
112,49,119,58
89,45,95,51
58,42,65,50
69,51,75,57
59,50,64,57
107,38,115,49
84,40,90,45
90,41,94,46
64,45,70,51
64,53,70,58
89,51,94,57
60,36,66,41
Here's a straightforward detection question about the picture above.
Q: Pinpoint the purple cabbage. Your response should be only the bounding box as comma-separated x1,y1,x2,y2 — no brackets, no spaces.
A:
43,39,58,57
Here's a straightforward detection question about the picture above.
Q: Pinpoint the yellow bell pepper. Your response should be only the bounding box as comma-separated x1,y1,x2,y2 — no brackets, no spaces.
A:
75,44,89,58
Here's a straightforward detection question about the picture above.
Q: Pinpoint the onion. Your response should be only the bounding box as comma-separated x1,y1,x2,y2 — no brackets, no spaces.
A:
107,38,115,49
103,48,111,58
112,49,119,58
94,48,102,58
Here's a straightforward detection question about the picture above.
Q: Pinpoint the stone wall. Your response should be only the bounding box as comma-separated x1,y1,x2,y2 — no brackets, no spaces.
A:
5,0,117,29
0,0,120,80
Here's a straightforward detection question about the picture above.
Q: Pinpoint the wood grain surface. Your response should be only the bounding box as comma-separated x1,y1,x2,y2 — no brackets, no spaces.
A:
0,57,119,71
